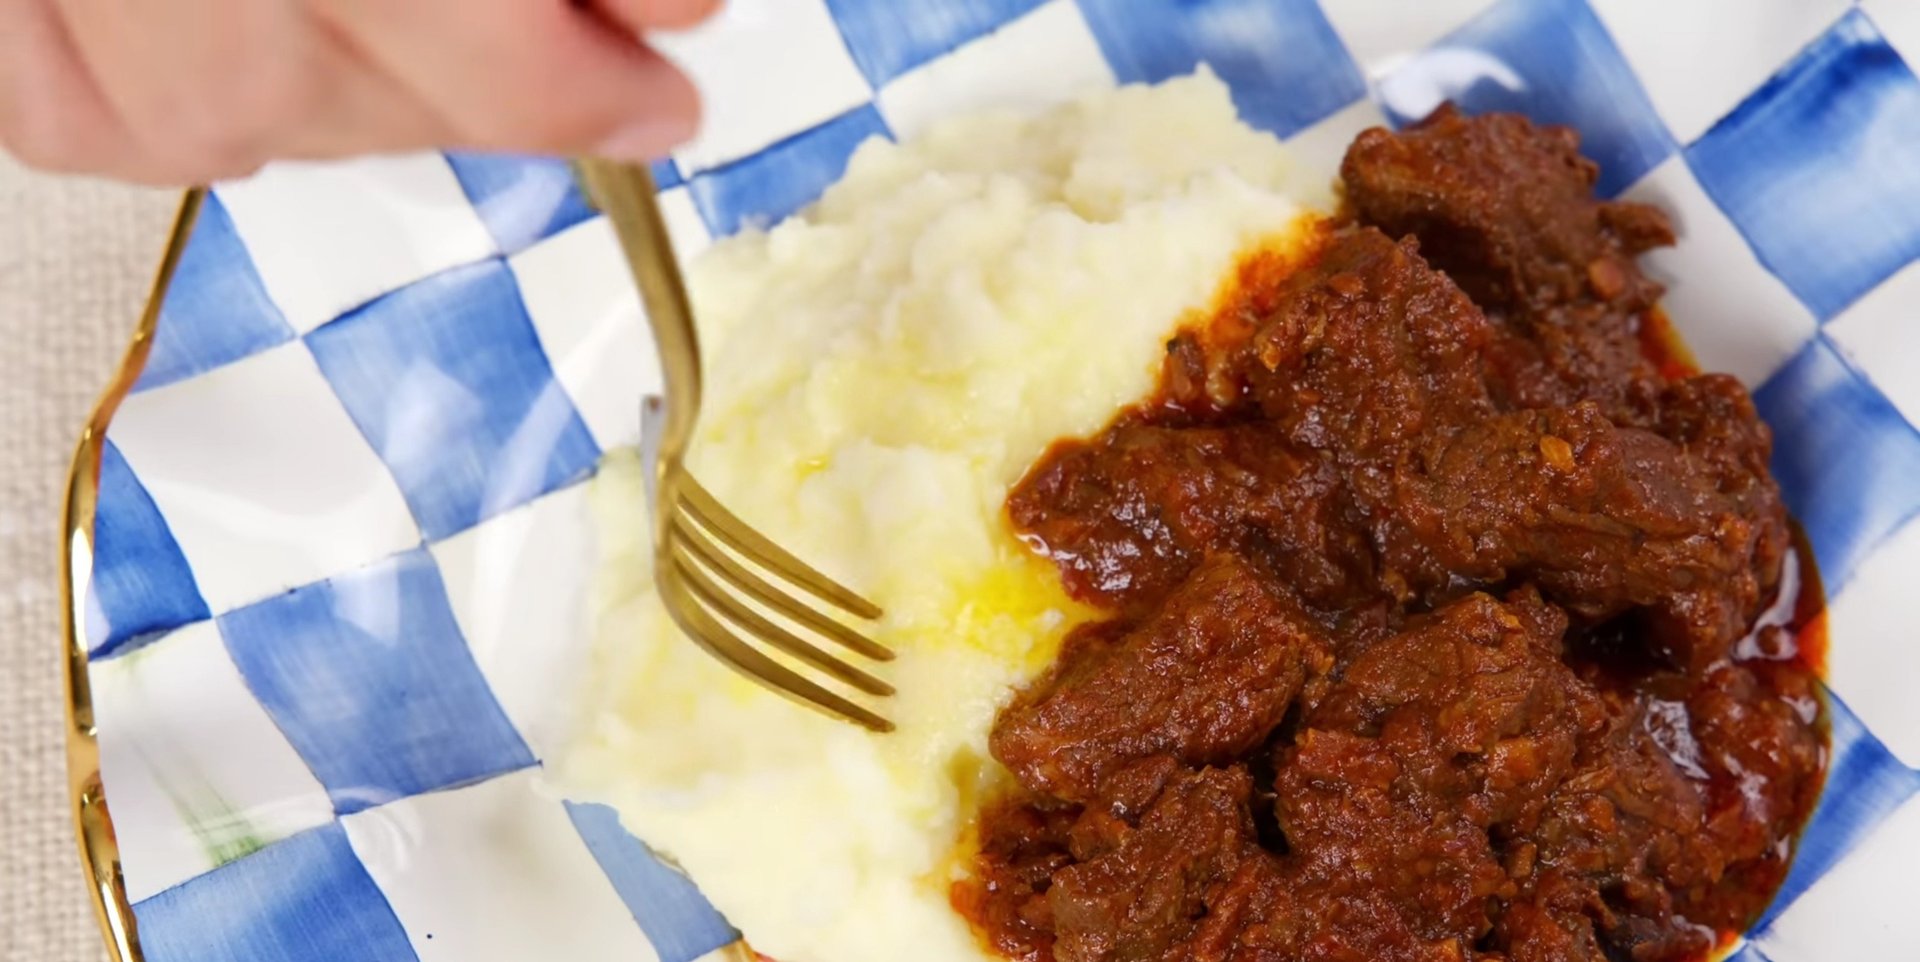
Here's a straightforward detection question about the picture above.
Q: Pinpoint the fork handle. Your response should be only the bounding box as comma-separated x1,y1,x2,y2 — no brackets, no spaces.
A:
574,158,702,468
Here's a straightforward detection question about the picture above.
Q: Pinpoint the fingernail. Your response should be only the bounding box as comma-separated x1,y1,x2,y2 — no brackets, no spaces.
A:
596,116,695,160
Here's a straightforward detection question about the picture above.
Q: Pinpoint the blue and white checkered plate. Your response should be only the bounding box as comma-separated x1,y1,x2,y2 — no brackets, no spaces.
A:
78,1,1920,960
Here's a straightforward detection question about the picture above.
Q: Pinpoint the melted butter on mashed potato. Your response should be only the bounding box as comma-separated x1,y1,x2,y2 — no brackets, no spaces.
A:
557,72,1327,962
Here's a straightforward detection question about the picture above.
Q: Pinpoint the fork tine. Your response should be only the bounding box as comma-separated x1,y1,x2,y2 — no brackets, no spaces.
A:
671,546,896,697
659,567,895,733
676,474,884,620
670,512,894,662
580,157,894,731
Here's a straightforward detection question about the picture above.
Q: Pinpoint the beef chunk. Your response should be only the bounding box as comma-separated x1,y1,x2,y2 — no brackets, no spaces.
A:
1278,725,1509,952
1655,374,1791,579
1341,106,1672,317
1305,590,1607,830
1048,767,1267,962
1380,403,1778,670
1676,661,1823,928
1495,899,1613,962
1517,702,1721,962
959,797,1082,962
1251,593,1598,960
1237,226,1494,465
1342,106,1676,420
1008,423,1374,611
993,555,1333,804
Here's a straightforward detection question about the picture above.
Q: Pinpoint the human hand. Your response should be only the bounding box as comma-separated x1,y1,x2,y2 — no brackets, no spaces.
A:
1,0,716,184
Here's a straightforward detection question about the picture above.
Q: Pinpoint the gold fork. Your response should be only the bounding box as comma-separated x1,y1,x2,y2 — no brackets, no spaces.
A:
574,159,895,733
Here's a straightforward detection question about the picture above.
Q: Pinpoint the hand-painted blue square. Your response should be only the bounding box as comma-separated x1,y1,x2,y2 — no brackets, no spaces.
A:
1753,336,1920,593
1752,687,1920,930
446,154,683,253
1075,0,1363,139
1686,9,1920,321
216,549,535,814
687,104,894,237
138,193,294,392
306,258,601,542
444,154,603,255
1374,0,1675,197
566,802,737,962
826,0,1050,87
133,823,417,962
84,441,210,657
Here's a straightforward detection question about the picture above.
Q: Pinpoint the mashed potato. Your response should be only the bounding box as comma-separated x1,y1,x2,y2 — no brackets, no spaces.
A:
558,71,1327,962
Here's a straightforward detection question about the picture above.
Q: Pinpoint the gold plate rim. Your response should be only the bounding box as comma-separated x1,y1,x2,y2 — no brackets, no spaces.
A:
63,187,203,962
57,185,762,962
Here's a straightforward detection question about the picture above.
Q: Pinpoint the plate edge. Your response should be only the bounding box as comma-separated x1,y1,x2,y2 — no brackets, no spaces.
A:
56,185,768,962
62,187,205,962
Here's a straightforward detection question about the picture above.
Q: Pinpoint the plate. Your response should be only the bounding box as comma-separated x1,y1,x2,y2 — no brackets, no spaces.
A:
63,1,1920,960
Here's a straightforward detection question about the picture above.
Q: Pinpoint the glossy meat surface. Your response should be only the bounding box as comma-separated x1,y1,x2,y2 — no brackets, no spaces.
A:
1342,104,1677,422
992,554,1334,804
959,109,1823,962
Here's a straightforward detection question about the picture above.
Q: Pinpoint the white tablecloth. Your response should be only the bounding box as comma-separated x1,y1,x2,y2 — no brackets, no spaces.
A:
0,153,175,962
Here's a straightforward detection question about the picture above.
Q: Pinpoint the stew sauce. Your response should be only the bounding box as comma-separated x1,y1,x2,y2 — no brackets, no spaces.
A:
956,107,1827,962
